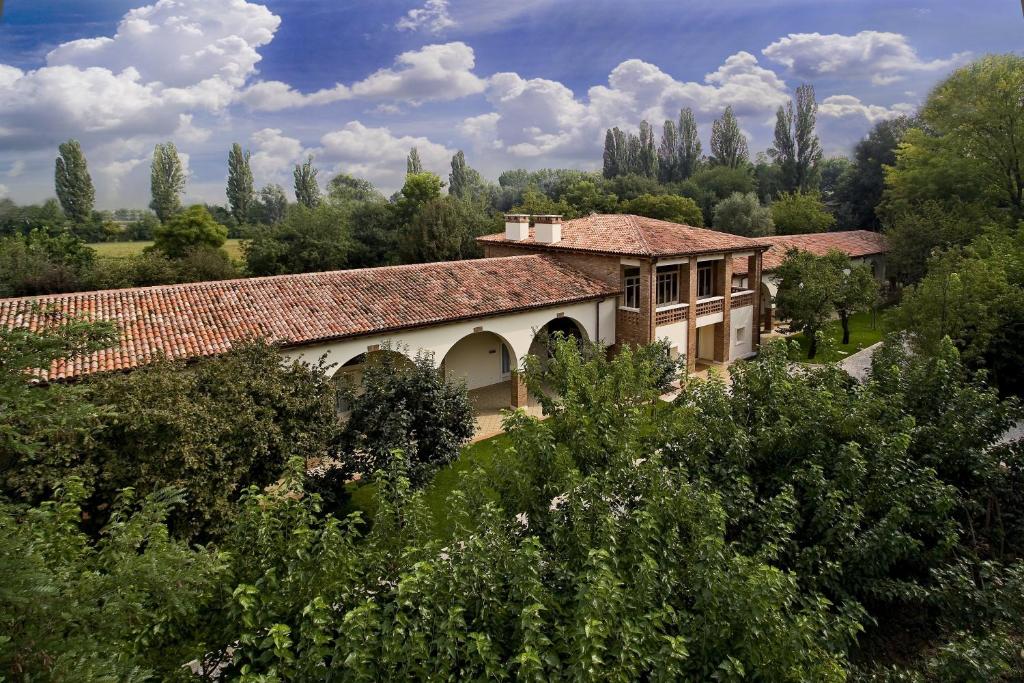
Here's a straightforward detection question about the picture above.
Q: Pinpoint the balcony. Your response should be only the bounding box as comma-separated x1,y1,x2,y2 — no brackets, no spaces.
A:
655,303,688,326
694,296,724,317
730,288,755,308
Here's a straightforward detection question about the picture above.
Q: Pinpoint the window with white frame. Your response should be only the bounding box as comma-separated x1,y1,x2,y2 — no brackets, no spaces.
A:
697,262,714,298
656,265,679,306
623,267,640,308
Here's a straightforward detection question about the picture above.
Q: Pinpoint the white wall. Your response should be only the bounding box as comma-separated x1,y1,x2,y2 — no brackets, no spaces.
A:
697,325,715,361
283,298,613,378
655,320,687,360
444,333,507,390
730,305,754,360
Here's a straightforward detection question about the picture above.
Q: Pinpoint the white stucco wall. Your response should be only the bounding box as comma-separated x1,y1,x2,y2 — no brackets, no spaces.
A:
655,320,687,360
443,332,508,390
730,305,754,360
697,325,715,361
282,298,614,380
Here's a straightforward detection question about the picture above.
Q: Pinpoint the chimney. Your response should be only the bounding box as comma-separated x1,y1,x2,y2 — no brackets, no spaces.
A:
534,214,562,244
504,213,530,241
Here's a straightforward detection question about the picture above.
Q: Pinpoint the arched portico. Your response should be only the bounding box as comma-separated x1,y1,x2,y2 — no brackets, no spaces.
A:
527,315,589,357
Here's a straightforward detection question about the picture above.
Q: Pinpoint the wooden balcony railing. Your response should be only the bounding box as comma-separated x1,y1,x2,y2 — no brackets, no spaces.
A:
655,304,688,326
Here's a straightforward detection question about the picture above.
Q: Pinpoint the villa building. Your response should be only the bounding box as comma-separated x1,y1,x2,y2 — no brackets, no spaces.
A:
0,213,884,415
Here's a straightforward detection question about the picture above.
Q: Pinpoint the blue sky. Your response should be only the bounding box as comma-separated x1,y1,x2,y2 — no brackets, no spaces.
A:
0,0,1018,208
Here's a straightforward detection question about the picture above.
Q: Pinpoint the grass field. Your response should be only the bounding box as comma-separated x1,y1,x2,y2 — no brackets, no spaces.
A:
787,309,884,363
345,433,511,539
92,238,245,261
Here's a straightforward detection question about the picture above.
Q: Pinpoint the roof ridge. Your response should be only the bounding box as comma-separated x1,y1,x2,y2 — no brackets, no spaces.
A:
623,214,655,256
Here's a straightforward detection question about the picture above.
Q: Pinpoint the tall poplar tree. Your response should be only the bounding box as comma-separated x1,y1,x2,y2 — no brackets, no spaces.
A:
638,120,659,179
448,150,475,200
677,108,702,180
602,129,619,179
149,142,185,223
226,143,254,224
710,106,749,169
613,128,628,176
293,156,321,209
658,120,679,182
54,139,95,224
406,147,423,175
769,84,823,192
625,133,642,176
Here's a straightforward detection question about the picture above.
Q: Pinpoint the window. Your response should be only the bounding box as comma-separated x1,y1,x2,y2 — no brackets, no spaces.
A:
500,344,511,375
735,326,746,344
656,266,679,306
697,262,714,298
623,267,640,308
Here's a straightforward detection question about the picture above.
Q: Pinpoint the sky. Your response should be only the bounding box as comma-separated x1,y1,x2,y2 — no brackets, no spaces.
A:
0,0,1018,209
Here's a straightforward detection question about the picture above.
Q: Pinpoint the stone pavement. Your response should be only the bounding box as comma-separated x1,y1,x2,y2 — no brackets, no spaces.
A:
468,380,544,442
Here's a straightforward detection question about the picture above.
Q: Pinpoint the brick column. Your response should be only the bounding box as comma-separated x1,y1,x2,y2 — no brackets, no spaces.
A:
510,370,528,408
686,256,698,373
642,260,656,343
748,252,762,349
713,257,732,362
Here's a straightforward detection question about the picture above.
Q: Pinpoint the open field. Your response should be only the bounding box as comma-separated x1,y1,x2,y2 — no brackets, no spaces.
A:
787,309,884,363
91,238,245,261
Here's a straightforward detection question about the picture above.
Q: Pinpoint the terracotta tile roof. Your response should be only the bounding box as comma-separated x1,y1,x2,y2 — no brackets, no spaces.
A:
478,214,769,257
0,255,618,381
732,230,888,275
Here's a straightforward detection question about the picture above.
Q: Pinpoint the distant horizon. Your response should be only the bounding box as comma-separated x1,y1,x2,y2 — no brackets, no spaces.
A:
0,0,1017,209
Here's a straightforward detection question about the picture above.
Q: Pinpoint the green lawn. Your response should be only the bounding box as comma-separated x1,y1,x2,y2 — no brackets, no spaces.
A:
92,238,245,261
345,433,512,539
787,309,884,363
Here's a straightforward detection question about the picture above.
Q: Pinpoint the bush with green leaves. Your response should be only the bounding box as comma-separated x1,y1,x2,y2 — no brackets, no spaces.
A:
620,192,704,226
244,202,351,276
713,191,774,236
152,204,228,259
336,349,474,488
770,191,836,235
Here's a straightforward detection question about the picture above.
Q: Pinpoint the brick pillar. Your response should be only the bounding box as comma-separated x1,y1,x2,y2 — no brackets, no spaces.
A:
764,306,773,333
686,256,698,373
714,257,732,362
748,252,762,349
510,370,528,408
641,261,656,344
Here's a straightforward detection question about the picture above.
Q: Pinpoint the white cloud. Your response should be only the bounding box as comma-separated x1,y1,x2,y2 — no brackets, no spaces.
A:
248,127,306,183
818,95,915,124
396,0,456,34
0,184,8,199
239,42,485,111
0,0,280,148
317,121,452,192
6,160,25,178
472,51,789,161
763,31,969,85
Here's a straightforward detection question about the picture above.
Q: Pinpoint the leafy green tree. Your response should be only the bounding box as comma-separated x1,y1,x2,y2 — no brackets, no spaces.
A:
775,249,841,358
601,173,663,201
399,196,494,263
149,142,185,223
818,156,850,202
151,204,227,258
884,199,987,284
710,105,749,168
771,191,836,235
657,119,679,182
834,116,913,230
753,151,785,202
559,179,618,215
825,250,878,344
406,146,423,175
347,200,399,268
54,139,95,225
244,203,350,275
327,173,385,205
621,193,703,226
449,150,486,201
602,128,619,179
677,107,702,180
920,54,1024,219
638,120,658,178
713,191,773,236
293,155,321,209
510,187,574,218
337,349,474,487
769,84,823,193
255,183,289,224
226,142,254,224
0,230,98,296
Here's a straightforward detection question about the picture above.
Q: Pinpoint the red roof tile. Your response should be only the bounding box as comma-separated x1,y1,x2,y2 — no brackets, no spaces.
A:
732,230,887,275
0,255,618,381
478,214,769,257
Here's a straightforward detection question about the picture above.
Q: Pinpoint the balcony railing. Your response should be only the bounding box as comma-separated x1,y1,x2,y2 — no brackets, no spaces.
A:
655,303,688,326
730,289,755,308
694,296,724,317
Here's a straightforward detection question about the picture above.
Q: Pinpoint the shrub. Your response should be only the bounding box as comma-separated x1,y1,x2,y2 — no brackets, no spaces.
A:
770,191,835,235
713,191,774,236
152,204,228,258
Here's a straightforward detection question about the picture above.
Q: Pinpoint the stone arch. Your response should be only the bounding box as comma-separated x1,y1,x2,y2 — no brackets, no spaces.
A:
331,348,413,416
439,330,518,392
